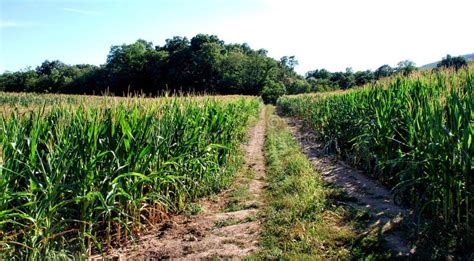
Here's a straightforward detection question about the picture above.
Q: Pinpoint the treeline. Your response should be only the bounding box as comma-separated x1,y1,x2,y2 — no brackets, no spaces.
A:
305,65,397,92
0,34,304,97
305,55,468,92
0,34,469,100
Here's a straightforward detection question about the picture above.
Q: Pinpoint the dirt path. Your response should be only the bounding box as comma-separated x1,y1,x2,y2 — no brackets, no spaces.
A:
284,117,415,257
99,107,267,260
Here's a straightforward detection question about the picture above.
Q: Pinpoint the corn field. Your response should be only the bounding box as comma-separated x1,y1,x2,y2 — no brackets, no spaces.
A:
278,68,473,245
0,94,261,259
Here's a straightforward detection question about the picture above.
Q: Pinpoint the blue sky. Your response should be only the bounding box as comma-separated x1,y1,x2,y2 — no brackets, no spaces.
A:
1,0,473,74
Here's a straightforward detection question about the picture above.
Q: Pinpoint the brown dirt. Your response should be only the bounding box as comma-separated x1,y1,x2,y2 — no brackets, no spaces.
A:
92,107,267,260
284,116,416,257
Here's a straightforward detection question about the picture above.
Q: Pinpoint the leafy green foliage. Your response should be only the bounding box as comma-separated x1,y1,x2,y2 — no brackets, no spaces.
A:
286,79,311,94
396,60,417,76
437,54,468,70
0,34,301,97
374,64,395,79
305,67,378,91
261,81,286,104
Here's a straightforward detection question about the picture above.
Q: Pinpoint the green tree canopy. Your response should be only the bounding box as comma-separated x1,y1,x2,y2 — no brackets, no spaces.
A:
396,60,417,76
374,64,394,79
437,55,467,70
0,34,303,96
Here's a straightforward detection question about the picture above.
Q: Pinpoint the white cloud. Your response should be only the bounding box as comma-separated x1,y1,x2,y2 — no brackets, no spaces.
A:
63,8,101,16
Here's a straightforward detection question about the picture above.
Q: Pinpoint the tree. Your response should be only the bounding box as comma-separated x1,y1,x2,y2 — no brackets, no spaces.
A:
305,67,375,91
105,39,157,94
35,60,74,93
0,34,303,96
240,51,278,95
330,68,355,90
62,64,100,94
286,78,310,94
305,69,332,80
437,54,467,70
159,36,189,53
396,60,416,76
354,70,374,86
374,64,394,79
307,77,337,92
260,81,286,104
218,50,246,94
36,60,67,75
0,69,38,92
143,50,169,94
280,56,298,70
190,34,223,51
188,34,224,92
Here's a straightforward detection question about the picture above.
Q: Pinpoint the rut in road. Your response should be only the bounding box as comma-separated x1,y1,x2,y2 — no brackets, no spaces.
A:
99,106,267,260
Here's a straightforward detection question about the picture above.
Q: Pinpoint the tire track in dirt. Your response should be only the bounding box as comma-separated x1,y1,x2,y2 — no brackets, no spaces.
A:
96,107,267,260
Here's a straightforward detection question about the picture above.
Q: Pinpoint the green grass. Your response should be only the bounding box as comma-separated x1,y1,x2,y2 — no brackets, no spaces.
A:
184,203,204,216
254,106,391,260
214,215,258,229
222,169,256,212
0,94,261,259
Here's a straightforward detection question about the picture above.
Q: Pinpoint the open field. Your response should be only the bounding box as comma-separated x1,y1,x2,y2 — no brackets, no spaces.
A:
1,66,473,260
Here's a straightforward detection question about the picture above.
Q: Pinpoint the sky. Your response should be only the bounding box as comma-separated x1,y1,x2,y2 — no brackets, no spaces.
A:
1,0,473,75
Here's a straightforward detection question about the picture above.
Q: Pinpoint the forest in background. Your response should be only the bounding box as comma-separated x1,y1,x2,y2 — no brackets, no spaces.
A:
0,34,468,101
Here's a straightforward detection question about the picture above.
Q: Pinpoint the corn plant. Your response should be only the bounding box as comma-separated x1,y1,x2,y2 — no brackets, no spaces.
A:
0,95,261,259
278,68,473,249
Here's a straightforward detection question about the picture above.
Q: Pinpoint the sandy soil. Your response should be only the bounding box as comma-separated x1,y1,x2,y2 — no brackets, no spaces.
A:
92,107,267,260
285,117,416,257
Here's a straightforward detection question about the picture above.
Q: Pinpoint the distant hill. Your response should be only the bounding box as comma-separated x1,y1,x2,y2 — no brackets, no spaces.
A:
420,53,474,69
